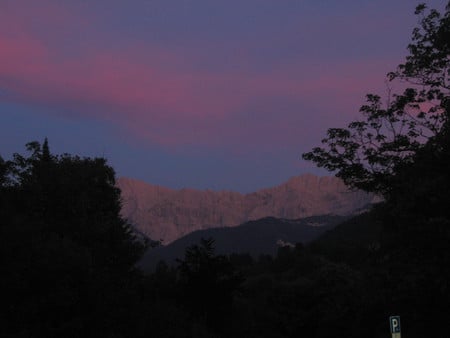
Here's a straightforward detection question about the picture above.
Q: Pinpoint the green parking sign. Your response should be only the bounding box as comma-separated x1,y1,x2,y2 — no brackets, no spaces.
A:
389,316,401,338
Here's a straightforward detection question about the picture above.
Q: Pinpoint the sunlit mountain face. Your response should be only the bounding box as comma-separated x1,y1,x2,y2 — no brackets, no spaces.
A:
118,174,376,243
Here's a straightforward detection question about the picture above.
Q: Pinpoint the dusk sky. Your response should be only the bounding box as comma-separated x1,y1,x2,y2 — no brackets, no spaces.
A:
0,0,445,192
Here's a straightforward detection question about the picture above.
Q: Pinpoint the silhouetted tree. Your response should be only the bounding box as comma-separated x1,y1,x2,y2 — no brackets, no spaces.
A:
301,3,450,337
0,155,8,187
303,2,450,196
1,140,146,337
42,137,51,162
176,238,244,335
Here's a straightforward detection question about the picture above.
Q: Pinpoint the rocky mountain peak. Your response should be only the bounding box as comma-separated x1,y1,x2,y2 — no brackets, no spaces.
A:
117,174,376,243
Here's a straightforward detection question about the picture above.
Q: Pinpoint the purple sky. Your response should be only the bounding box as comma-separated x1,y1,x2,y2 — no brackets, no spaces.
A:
0,0,445,192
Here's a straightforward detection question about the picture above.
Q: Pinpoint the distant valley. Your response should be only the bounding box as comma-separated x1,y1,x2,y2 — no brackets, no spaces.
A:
118,174,377,243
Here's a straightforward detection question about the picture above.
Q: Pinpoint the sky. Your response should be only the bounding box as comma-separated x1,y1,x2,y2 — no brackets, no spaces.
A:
0,0,445,192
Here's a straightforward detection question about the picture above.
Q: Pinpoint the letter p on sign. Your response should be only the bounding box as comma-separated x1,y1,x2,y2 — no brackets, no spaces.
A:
389,316,401,338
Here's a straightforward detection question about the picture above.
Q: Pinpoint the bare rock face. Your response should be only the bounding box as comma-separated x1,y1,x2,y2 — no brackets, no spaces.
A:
117,174,376,243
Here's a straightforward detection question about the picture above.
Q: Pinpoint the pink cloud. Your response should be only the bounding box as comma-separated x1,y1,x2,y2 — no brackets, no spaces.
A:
0,0,396,152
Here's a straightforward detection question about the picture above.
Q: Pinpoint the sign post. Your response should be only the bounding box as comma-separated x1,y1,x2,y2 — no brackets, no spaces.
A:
389,316,401,338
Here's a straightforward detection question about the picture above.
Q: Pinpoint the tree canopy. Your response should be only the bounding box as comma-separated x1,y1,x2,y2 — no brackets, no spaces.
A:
302,2,450,196
1,140,146,337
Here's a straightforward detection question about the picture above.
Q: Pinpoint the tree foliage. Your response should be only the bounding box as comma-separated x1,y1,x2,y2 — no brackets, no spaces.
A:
299,5,450,336
176,238,244,334
0,140,146,337
303,2,450,196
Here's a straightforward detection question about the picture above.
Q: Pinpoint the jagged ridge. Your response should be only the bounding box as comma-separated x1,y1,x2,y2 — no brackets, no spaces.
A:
117,174,376,243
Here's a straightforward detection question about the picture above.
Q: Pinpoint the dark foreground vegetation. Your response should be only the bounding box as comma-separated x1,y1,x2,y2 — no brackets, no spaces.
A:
1,138,449,338
1,2,449,337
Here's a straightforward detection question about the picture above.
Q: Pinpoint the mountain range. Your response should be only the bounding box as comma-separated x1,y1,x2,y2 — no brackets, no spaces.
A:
118,174,377,243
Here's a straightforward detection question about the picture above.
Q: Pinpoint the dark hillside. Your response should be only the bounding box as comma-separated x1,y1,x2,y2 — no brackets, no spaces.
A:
308,208,384,266
139,215,347,271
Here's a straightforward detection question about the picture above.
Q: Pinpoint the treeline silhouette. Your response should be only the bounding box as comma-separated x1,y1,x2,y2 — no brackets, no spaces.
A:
1,129,449,337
